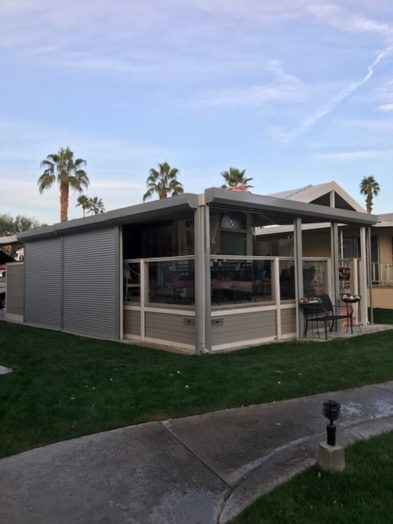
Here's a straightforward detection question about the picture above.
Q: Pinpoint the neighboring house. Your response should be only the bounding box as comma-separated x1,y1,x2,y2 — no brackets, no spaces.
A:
256,181,393,310
5,187,376,354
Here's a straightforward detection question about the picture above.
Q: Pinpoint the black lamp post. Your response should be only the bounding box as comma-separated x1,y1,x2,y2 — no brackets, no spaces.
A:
323,400,341,446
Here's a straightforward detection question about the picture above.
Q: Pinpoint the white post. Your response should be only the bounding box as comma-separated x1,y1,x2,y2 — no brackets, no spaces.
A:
330,223,339,303
140,260,146,338
294,218,304,339
359,227,368,325
274,257,281,339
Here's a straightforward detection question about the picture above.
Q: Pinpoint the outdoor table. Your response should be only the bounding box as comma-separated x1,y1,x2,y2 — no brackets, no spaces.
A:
341,295,361,332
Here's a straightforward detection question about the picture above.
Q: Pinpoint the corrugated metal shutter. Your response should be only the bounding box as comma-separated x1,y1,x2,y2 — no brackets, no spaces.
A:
24,238,63,329
63,227,120,339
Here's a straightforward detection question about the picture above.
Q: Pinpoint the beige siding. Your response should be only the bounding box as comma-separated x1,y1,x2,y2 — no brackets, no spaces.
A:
281,307,296,334
124,309,141,336
211,310,276,346
371,288,393,309
145,311,195,345
6,263,24,318
377,229,393,264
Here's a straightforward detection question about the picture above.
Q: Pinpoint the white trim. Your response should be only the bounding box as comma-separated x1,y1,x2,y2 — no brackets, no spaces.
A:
210,255,294,261
211,304,277,316
124,305,195,316
279,303,296,309
124,255,195,263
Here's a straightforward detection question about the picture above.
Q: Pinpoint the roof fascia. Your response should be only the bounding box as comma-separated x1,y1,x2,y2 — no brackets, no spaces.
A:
18,193,200,242
204,188,377,226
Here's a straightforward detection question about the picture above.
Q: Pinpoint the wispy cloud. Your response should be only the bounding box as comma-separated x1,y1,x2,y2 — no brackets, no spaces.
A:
378,103,393,111
198,60,304,107
273,47,393,143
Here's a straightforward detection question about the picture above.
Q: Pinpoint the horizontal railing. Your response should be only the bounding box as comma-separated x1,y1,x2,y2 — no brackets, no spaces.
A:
371,263,393,286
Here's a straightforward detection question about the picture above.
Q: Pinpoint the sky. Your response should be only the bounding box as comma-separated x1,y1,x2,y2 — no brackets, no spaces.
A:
1,0,393,224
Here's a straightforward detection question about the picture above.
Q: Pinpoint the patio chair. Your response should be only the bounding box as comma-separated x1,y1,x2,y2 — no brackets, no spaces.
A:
302,302,328,340
317,294,353,334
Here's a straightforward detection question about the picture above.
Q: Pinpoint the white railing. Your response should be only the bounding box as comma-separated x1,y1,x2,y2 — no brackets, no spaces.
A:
371,263,393,287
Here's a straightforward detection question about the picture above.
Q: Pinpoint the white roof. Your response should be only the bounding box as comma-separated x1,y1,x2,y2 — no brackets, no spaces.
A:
0,235,18,245
269,181,365,213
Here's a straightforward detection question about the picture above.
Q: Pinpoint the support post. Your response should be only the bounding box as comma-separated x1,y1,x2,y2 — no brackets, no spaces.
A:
194,198,209,354
294,218,304,339
330,222,340,304
359,227,368,325
367,227,374,324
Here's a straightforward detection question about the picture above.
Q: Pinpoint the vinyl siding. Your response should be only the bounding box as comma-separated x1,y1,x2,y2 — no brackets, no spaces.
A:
211,310,276,346
63,227,120,339
124,309,141,336
281,307,296,334
145,311,195,345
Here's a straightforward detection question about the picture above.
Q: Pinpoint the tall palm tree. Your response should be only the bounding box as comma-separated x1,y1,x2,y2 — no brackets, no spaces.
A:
221,167,253,191
76,195,90,217
38,147,89,222
143,162,184,201
360,176,380,214
87,196,105,215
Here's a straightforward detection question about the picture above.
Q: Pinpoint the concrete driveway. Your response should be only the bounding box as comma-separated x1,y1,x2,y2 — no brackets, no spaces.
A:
2,382,393,523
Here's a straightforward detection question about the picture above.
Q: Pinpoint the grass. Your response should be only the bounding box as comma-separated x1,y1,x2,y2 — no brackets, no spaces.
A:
0,321,393,458
233,430,393,524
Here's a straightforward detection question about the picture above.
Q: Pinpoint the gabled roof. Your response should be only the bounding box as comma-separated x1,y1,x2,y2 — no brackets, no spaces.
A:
269,181,365,213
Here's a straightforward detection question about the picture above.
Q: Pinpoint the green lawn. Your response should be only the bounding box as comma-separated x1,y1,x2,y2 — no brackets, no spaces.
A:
372,307,393,325
0,321,393,458
234,430,393,524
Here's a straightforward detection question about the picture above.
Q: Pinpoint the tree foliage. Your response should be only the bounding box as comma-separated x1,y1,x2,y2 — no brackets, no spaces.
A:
143,162,184,201
0,214,43,236
38,147,89,222
360,176,380,214
221,167,253,191
76,195,105,216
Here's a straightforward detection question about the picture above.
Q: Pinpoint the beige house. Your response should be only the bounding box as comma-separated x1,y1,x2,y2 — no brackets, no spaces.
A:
256,182,393,310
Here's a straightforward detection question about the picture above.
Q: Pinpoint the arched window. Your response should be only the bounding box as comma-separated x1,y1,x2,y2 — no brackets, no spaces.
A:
220,213,246,231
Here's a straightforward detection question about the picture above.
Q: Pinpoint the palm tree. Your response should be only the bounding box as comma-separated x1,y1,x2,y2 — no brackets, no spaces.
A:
76,195,90,217
360,176,380,214
87,196,105,215
221,167,253,191
38,147,89,222
143,162,184,201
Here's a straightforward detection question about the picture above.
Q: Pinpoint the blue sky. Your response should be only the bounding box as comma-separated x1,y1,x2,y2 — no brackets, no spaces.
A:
1,0,393,223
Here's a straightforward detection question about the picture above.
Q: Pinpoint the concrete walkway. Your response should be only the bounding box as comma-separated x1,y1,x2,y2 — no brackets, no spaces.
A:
2,383,393,524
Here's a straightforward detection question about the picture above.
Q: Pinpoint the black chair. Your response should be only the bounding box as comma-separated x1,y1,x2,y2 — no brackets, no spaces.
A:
302,302,328,340
317,294,353,334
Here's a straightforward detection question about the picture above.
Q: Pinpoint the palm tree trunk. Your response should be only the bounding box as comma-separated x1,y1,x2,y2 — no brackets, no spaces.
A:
366,194,372,214
60,183,69,222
